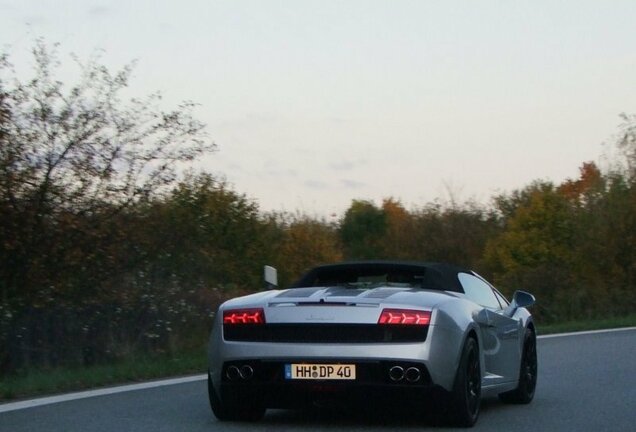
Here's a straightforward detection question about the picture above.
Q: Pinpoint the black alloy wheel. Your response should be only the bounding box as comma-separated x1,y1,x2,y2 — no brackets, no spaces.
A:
466,344,481,415
449,337,481,427
499,329,537,404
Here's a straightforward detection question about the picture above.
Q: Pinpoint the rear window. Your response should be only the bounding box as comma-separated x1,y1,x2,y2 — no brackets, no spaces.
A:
294,264,435,290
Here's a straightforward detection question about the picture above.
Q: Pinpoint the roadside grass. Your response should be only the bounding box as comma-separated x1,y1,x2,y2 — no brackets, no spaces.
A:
537,313,636,335
0,348,206,402
1,314,635,403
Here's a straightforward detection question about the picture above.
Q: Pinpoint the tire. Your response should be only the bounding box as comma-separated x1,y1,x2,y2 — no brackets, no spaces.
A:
499,328,537,404
207,373,265,422
448,336,481,427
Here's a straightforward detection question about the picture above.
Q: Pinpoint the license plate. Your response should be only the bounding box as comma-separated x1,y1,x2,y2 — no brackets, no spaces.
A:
285,363,356,380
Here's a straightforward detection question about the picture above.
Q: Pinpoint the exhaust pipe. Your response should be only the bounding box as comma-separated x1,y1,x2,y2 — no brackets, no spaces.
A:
405,367,421,383
226,365,241,380
389,366,405,382
239,365,254,380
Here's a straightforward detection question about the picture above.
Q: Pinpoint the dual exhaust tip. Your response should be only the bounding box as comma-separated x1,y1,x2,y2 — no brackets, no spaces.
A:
389,365,421,383
226,365,254,381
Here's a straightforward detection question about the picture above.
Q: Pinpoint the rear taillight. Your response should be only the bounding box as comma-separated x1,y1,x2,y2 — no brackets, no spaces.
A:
223,308,266,324
378,309,431,325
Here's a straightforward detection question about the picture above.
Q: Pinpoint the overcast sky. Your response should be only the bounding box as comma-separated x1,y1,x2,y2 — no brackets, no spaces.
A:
2,1,636,216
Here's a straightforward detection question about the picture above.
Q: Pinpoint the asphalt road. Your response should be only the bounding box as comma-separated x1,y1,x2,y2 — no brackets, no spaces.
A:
1,329,635,432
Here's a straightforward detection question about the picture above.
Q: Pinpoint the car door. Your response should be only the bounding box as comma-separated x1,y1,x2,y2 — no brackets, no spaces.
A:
458,273,522,386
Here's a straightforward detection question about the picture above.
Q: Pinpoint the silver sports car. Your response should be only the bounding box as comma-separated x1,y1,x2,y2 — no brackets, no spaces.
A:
207,261,537,427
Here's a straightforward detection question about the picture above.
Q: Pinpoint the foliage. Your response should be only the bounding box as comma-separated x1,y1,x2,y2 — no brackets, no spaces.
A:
0,41,214,371
274,215,342,286
617,113,636,178
484,160,636,321
484,183,577,320
338,198,499,270
0,41,213,306
408,202,500,270
142,173,267,289
340,199,387,259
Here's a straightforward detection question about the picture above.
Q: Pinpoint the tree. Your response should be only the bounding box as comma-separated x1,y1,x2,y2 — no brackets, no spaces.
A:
617,113,636,178
492,181,555,223
380,198,413,259
143,173,267,290
484,183,579,320
408,202,499,268
340,200,387,259
0,41,215,371
557,162,604,206
0,40,214,308
276,216,342,284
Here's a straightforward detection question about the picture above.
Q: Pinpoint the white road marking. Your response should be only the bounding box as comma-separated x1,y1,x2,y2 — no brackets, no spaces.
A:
0,374,206,413
537,326,636,339
1,326,635,413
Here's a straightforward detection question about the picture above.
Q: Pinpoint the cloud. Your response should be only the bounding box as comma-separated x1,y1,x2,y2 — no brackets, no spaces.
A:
340,179,366,189
328,158,368,171
87,5,110,18
329,161,355,171
216,113,281,131
262,158,298,177
227,163,245,172
304,180,330,190
265,168,298,178
23,14,47,26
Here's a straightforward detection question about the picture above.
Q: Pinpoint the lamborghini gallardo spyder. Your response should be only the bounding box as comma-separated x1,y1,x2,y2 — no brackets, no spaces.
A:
207,261,537,427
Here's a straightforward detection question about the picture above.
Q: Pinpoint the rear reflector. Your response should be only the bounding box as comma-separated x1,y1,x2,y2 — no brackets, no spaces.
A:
378,309,431,325
223,308,266,324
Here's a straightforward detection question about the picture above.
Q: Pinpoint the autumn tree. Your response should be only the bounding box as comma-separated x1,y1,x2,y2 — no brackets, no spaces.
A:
340,200,387,259
141,174,271,291
558,162,604,206
484,183,578,320
405,202,499,268
0,41,214,371
485,152,636,321
274,216,342,285
0,41,214,309
563,161,636,317
380,198,414,259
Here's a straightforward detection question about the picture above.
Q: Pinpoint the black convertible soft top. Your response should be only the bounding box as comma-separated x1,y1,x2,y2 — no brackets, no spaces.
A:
291,261,468,293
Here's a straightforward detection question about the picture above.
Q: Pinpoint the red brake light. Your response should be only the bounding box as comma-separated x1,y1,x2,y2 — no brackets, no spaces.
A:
223,308,266,324
378,309,431,325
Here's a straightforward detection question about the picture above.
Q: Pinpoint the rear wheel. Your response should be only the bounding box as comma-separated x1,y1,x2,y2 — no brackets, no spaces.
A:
499,329,537,404
207,373,265,421
448,336,481,427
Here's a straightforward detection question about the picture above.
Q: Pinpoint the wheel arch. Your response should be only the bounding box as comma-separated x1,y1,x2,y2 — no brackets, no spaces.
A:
450,324,481,388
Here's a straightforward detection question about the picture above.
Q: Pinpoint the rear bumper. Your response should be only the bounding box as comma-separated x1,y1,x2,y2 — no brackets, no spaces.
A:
215,358,441,409
208,324,464,392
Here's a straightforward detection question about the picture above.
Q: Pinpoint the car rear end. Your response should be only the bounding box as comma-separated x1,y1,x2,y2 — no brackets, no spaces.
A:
208,294,462,410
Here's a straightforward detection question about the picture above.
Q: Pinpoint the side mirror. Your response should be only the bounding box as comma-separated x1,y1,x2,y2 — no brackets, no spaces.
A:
512,290,535,309
264,265,278,289
503,290,535,317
